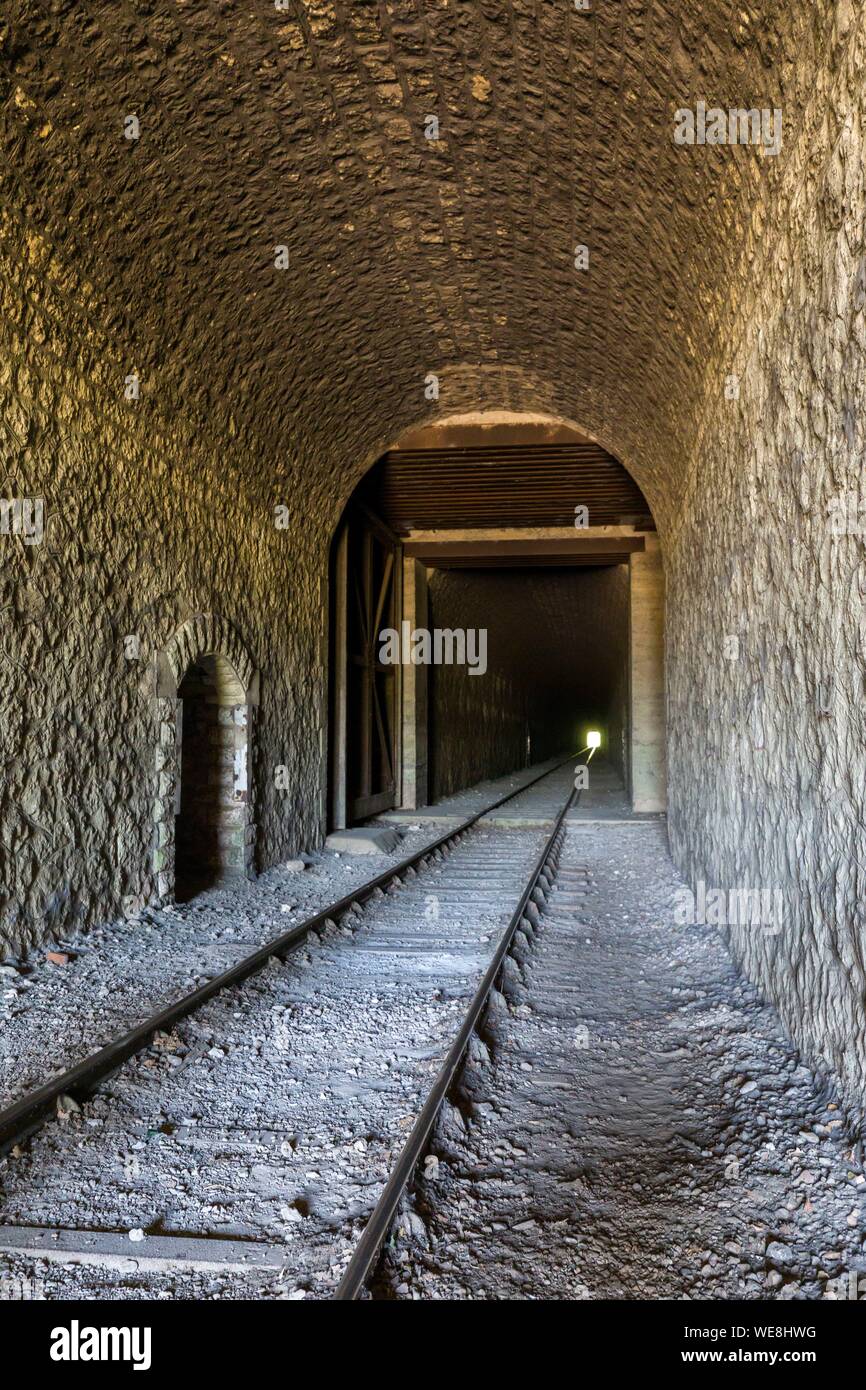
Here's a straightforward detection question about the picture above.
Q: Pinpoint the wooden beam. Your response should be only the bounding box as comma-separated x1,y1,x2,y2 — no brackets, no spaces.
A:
403,537,645,566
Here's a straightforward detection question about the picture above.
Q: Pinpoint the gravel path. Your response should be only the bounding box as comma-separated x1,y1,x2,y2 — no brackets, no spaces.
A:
5,762,856,1302
0,766,579,1300
0,759,564,1110
382,821,866,1301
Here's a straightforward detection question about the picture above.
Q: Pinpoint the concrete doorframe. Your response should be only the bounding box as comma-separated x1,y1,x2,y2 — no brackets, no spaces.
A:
396,533,668,816
628,536,667,812
401,555,429,809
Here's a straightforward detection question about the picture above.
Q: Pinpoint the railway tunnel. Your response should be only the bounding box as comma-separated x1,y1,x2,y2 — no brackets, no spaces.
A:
329,419,664,821
0,0,865,1320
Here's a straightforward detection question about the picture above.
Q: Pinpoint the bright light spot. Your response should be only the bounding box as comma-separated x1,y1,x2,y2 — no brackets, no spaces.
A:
587,730,602,749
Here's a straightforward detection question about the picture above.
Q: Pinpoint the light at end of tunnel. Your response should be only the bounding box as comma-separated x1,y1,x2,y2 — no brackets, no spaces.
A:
586,730,602,750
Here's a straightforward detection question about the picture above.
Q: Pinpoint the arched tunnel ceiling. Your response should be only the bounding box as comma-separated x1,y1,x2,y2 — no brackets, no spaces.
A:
0,1,838,517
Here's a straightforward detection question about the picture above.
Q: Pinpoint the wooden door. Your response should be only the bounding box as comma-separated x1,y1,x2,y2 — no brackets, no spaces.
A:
332,505,401,823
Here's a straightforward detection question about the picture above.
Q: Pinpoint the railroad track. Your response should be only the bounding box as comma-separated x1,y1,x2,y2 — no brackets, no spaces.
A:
335,774,577,1299
0,757,581,1297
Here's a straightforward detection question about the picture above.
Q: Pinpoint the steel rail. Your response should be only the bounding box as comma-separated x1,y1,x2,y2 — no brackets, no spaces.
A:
0,755,578,1155
334,774,578,1300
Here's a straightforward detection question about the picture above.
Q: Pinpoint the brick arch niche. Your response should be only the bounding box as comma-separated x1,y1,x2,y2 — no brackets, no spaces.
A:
153,615,260,903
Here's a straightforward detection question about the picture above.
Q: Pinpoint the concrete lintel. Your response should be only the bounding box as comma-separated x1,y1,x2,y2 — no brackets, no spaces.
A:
400,555,428,809
629,537,667,813
405,524,654,543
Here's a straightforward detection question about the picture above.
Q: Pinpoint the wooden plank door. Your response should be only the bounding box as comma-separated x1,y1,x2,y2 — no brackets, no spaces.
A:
334,505,401,823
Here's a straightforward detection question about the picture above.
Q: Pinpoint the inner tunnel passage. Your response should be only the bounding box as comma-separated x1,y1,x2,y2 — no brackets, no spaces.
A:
329,425,666,831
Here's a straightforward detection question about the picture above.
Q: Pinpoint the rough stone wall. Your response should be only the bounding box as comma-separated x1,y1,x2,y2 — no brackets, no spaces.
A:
0,0,825,537
664,10,866,1109
0,215,329,956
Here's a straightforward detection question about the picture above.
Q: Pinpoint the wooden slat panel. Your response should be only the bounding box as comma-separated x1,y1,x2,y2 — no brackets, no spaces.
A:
362,443,653,532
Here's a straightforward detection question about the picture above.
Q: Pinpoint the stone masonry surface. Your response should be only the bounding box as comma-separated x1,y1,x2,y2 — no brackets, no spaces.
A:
1,2,866,1112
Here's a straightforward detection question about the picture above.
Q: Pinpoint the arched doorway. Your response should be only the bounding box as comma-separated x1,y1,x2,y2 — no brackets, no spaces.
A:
328,414,666,824
154,614,259,905
175,654,248,900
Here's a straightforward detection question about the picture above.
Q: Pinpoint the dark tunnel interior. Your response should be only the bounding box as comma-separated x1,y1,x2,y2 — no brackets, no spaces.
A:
426,565,630,799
